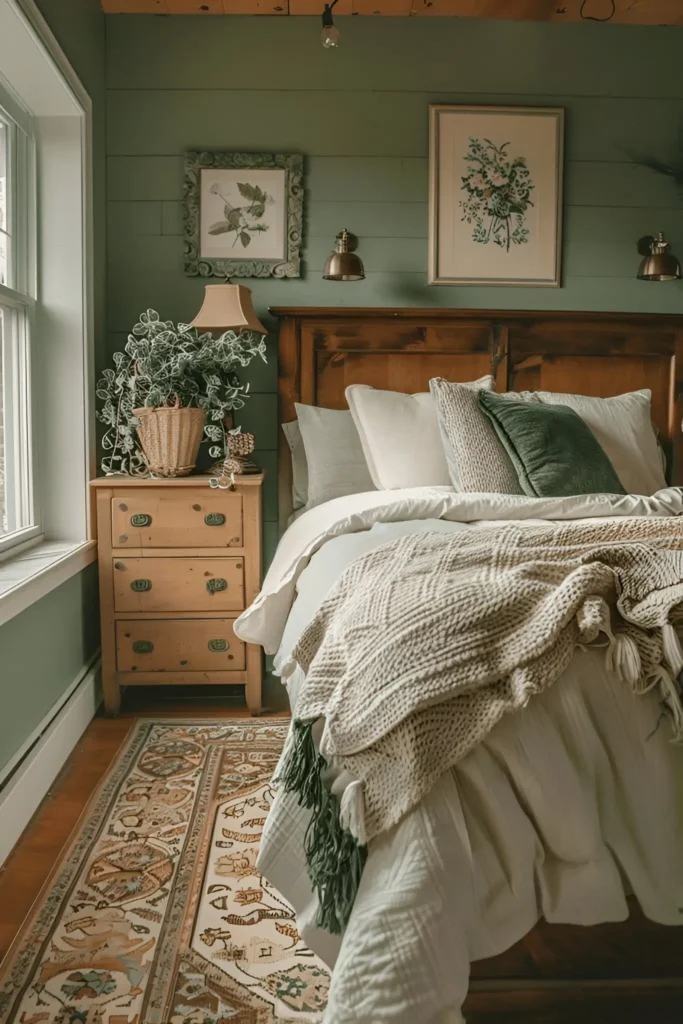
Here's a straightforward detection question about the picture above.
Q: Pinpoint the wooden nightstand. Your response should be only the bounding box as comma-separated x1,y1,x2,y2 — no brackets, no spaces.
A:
90,473,264,716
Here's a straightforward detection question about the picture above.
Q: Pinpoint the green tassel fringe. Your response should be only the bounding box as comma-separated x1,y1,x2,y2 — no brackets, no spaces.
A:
278,719,367,935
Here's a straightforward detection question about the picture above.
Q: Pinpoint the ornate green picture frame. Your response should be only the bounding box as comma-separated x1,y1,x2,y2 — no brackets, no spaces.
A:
184,151,304,279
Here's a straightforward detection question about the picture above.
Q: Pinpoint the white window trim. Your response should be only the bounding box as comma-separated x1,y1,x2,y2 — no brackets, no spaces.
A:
0,95,37,553
0,0,97,622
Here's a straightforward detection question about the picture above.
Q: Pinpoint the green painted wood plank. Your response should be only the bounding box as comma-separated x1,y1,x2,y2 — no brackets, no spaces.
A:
162,200,184,235
107,267,683,335
105,16,683,101
105,88,683,163
565,162,679,208
253,449,278,523
236,394,278,451
107,155,677,208
262,520,279,574
566,205,683,242
108,156,184,201
107,222,683,281
160,198,430,240
155,199,683,245
107,200,162,236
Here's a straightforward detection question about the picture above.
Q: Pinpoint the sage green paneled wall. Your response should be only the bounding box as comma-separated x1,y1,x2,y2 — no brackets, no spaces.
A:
0,0,105,775
0,567,101,770
106,14,683,565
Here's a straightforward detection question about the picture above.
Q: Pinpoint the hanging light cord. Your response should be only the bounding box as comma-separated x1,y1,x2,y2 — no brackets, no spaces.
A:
580,0,615,22
323,0,340,21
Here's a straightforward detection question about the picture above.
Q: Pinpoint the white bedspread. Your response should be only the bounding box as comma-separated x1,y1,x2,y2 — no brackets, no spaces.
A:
234,488,683,1023
235,486,683,655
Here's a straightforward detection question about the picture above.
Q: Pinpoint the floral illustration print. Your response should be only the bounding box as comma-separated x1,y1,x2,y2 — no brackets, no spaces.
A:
208,181,273,249
460,138,534,250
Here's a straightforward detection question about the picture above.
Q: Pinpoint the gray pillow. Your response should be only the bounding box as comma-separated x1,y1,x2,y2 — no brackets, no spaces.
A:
289,405,375,510
429,376,523,494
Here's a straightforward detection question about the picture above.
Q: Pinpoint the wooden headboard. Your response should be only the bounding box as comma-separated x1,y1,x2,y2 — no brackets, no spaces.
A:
274,307,683,529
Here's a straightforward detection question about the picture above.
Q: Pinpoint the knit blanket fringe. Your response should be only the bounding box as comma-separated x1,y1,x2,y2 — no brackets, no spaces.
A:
277,720,367,934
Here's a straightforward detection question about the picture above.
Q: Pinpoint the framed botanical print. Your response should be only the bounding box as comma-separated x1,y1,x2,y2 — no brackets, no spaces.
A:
184,151,304,279
429,106,564,287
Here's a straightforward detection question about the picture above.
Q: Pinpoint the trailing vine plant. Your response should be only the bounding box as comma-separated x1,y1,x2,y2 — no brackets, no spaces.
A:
96,309,267,475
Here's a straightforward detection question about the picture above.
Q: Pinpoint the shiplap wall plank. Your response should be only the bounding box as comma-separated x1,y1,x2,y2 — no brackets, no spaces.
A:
106,17,683,97
105,15,683,566
107,90,683,162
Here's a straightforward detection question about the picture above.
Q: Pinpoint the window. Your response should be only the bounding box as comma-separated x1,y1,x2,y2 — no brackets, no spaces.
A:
0,0,96,624
0,84,34,551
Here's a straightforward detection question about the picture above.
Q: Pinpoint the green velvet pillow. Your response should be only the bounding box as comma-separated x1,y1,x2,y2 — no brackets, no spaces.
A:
477,391,627,498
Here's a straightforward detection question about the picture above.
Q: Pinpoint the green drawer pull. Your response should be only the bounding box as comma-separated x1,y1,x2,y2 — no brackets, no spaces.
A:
132,640,154,654
208,638,229,652
130,578,152,592
206,577,227,594
131,513,152,527
205,512,225,526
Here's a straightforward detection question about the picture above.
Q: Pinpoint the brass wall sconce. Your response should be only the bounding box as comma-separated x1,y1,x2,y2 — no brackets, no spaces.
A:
636,233,681,281
323,230,365,281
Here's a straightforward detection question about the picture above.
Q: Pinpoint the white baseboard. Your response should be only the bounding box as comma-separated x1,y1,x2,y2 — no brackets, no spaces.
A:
0,656,102,866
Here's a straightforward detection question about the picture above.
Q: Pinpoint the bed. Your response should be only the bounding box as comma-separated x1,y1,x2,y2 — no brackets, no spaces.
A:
240,307,683,1022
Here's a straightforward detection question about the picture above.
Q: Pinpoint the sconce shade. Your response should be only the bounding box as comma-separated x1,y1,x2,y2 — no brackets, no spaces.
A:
190,284,267,333
636,233,682,282
323,229,365,281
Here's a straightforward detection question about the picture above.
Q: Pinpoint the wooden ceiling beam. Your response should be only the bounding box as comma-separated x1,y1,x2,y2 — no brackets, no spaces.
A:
100,0,683,24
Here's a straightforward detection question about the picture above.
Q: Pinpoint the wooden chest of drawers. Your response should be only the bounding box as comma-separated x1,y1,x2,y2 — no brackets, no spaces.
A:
90,474,264,715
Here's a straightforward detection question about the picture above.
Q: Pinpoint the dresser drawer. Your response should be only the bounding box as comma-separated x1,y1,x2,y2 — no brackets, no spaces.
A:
116,618,246,673
111,491,242,548
112,557,245,613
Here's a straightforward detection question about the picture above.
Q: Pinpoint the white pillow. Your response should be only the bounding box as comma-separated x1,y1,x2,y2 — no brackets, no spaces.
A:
281,420,308,511
430,376,522,494
294,404,375,509
527,389,666,496
346,378,494,490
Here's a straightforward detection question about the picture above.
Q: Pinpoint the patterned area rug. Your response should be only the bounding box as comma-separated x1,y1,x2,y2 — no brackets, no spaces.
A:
0,719,331,1023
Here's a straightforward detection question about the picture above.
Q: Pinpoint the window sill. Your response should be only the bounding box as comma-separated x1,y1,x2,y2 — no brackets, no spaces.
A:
0,539,97,629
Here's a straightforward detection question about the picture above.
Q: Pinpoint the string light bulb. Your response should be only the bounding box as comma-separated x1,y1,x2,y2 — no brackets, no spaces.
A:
321,0,340,48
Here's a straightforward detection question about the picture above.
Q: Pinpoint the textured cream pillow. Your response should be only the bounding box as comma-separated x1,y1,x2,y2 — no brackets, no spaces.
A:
346,378,494,490
430,377,523,494
527,389,666,496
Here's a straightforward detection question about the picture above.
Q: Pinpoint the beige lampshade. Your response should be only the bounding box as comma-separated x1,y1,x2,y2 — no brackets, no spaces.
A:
190,284,267,333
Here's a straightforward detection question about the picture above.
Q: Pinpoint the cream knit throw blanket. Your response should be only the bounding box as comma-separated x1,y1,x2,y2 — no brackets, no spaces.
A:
278,517,683,933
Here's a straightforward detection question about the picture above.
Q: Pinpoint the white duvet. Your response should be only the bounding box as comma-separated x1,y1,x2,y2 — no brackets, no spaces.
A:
234,487,683,1024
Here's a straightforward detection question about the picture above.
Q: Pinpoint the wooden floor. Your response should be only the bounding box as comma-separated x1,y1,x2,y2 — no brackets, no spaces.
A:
0,688,288,964
2,692,682,1022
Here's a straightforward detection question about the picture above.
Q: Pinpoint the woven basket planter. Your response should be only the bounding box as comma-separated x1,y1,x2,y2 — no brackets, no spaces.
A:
134,406,206,477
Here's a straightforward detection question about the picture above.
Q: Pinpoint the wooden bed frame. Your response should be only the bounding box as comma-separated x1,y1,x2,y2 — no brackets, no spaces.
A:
273,307,683,1020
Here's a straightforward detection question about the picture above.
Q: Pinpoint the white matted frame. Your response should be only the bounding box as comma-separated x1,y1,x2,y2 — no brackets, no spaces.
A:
429,105,564,287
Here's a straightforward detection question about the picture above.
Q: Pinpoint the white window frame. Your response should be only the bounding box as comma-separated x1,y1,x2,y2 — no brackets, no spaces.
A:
0,0,97,623
0,80,39,554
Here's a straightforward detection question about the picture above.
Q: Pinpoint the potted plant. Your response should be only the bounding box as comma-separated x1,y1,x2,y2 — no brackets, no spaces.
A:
96,309,266,477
